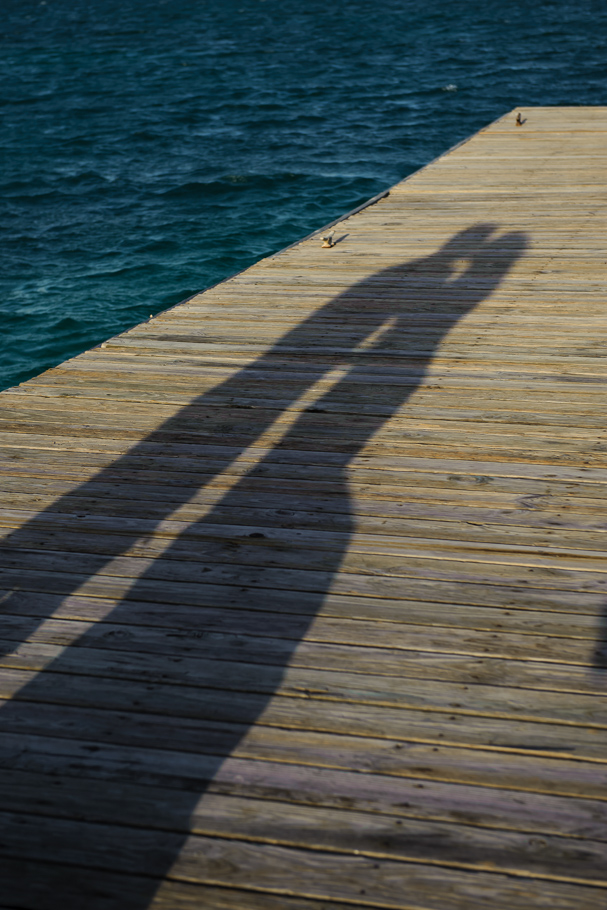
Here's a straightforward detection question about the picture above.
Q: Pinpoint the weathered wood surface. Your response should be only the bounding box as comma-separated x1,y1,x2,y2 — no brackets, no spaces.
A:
1,106,606,909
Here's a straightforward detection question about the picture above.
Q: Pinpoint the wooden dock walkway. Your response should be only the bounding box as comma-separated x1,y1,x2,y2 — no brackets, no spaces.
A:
1,107,606,909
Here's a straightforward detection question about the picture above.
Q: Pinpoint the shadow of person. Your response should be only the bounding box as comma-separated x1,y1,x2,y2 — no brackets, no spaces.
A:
0,223,528,907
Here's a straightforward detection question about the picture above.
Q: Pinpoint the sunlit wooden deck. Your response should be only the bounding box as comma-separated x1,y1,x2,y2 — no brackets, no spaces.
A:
1,107,606,909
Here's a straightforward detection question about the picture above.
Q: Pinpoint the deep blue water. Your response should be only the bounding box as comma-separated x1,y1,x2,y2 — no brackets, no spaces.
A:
1,0,606,391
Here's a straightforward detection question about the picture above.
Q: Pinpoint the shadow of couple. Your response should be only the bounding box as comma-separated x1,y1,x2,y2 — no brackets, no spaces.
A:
0,222,545,907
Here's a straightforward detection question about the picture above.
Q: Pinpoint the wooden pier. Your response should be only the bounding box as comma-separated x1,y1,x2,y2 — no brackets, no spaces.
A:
1,107,606,909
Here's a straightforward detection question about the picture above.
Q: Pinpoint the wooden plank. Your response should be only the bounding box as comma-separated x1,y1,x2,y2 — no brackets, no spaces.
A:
4,396,607,434
1,767,607,883
3,508,607,574
10,768,607,887
3,637,607,727
3,731,607,839
2,586,605,658
0,858,358,910
2,565,605,627
1,598,606,693
3,699,607,799
2,547,607,602
2,811,606,909
3,666,607,760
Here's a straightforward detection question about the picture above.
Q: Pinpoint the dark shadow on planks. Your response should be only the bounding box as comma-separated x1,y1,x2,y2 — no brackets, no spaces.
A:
593,604,607,672
0,224,528,908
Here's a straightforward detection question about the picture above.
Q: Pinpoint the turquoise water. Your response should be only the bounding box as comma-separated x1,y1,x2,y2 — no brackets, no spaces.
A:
2,0,605,390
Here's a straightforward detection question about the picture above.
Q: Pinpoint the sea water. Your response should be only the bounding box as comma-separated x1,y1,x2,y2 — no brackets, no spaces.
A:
1,0,606,390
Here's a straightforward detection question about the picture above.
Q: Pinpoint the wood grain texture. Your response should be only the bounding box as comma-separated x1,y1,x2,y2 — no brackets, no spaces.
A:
1,107,606,909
